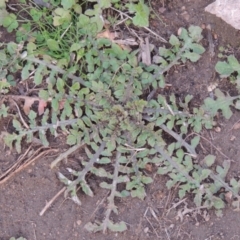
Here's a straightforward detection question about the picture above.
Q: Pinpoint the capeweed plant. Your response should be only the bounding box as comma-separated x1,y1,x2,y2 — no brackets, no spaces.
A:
215,54,240,111
215,54,240,86
1,0,240,233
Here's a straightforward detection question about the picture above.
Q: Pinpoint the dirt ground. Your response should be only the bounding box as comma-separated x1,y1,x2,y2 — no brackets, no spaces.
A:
1,0,240,239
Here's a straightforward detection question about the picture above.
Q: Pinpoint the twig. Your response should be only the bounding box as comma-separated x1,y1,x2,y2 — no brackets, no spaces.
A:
0,148,56,184
165,228,171,240
0,144,32,181
20,149,57,173
166,198,187,216
145,215,160,238
164,100,175,116
39,187,66,216
50,142,85,168
228,119,240,132
110,7,167,43
59,22,72,40
10,98,29,129
88,191,109,220
32,222,37,240
149,207,159,222
148,0,166,26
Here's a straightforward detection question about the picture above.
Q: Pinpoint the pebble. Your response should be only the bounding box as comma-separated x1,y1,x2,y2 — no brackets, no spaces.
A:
76,220,82,226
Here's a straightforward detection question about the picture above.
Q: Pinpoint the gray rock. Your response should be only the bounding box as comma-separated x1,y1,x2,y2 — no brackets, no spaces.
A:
205,0,240,30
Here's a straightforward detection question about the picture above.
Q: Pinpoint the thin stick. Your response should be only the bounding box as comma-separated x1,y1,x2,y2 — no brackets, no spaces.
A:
11,98,29,129
165,228,171,240
19,149,57,173
0,148,56,185
89,191,109,220
145,216,160,238
32,222,37,240
60,22,72,40
166,198,187,216
110,7,167,43
39,187,66,216
0,144,32,180
229,119,240,132
51,142,85,168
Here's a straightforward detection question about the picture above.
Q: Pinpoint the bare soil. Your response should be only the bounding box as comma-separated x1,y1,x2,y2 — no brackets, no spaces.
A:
1,0,240,240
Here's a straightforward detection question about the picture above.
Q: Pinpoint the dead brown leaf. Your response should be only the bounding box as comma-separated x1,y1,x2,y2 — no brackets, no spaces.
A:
225,191,233,204
38,99,47,115
140,37,151,66
97,29,119,41
233,122,240,130
145,163,152,172
97,29,138,50
23,98,35,115
7,95,47,116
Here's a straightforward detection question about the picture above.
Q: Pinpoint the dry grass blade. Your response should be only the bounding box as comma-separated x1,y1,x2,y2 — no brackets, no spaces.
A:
0,144,32,181
0,147,57,185
39,187,66,216
143,207,161,238
10,98,29,129
166,198,187,216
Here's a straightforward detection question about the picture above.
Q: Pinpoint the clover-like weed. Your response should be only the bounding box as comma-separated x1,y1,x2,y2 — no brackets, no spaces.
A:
1,0,240,234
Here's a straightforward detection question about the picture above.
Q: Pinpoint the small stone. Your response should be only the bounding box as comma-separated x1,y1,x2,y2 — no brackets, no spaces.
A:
169,224,174,229
144,227,149,233
181,11,190,21
214,126,221,132
77,220,82,226
230,135,236,141
159,7,166,13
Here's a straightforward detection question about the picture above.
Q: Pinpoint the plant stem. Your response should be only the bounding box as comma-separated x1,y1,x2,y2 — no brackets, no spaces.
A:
160,124,197,158
102,152,121,233
24,56,89,88
51,142,85,168
155,144,200,187
66,141,106,192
